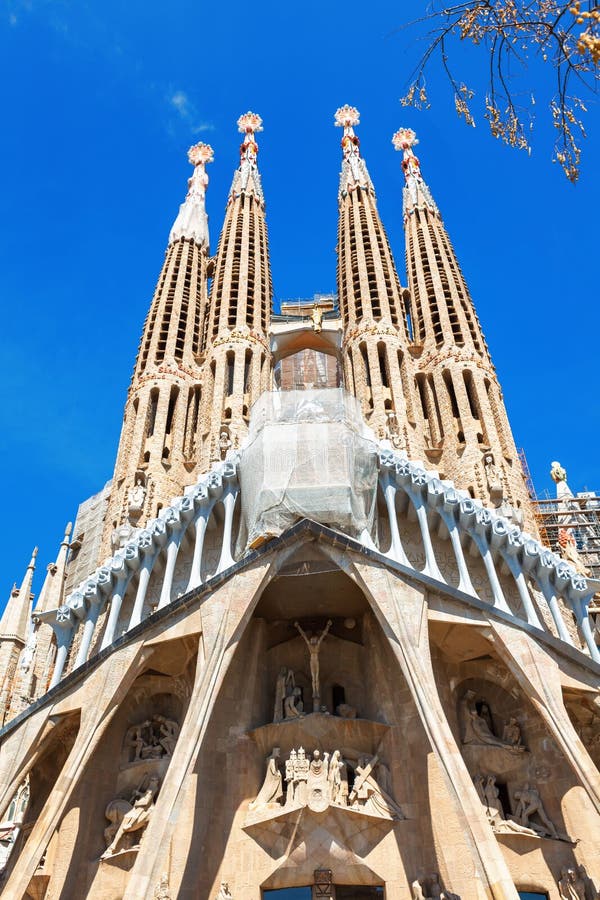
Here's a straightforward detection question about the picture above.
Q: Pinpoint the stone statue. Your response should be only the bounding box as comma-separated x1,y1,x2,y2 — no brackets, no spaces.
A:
294,619,332,710
102,776,160,857
513,783,557,838
501,717,524,749
273,667,295,723
311,304,323,333
411,876,460,900
283,686,304,719
128,477,146,522
155,715,180,756
249,748,283,810
349,755,405,820
483,775,505,823
216,883,233,900
248,746,401,821
460,691,525,753
219,430,232,461
483,452,504,506
125,715,180,762
551,461,568,484
558,528,590,577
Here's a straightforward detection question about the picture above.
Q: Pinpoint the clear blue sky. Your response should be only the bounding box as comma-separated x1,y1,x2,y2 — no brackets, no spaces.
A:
0,0,598,607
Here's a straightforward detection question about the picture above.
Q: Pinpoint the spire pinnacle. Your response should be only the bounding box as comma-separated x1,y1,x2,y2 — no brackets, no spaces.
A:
34,524,72,615
169,142,214,248
392,127,438,218
335,105,373,198
0,547,37,644
229,112,264,203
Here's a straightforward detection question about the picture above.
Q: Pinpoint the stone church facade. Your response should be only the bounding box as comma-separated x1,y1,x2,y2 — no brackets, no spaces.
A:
0,107,599,899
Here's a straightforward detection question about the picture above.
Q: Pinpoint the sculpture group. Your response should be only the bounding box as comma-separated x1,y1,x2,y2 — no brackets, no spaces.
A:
125,715,180,763
249,747,404,820
102,775,160,858
460,690,525,753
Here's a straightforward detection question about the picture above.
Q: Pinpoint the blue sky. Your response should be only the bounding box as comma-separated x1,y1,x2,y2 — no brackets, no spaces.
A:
0,0,598,606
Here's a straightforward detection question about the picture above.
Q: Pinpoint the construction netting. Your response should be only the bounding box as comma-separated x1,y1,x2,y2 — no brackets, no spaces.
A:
238,388,378,550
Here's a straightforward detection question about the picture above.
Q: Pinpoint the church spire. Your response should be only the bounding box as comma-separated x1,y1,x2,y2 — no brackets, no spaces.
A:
199,113,272,469
335,106,417,450
0,548,37,644
169,142,213,247
396,127,534,528
34,522,72,614
101,144,213,557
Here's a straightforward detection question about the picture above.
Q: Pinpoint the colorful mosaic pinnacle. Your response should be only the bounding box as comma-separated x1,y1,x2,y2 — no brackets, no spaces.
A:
187,142,214,168
392,127,418,151
237,111,263,134
334,104,360,128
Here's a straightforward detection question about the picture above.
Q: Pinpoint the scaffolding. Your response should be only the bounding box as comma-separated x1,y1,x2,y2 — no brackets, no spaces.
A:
519,449,600,580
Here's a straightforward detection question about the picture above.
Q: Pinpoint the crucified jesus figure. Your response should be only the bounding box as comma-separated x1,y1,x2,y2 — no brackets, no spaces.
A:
294,619,332,708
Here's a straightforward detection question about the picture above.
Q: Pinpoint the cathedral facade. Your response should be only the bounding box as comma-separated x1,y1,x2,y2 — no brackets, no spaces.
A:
0,107,599,900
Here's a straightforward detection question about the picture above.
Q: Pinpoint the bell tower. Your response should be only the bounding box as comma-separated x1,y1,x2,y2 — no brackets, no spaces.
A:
198,113,273,469
335,106,418,452
395,127,533,527
101,142,213,555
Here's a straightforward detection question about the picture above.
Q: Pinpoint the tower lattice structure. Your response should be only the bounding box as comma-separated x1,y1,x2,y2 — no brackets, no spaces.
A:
393,127,533,529
199,112,273,470
335,106,418,451
101,143,214,555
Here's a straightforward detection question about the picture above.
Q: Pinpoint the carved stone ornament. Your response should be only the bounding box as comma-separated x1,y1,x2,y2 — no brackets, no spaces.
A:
102,775,160,858
294,619,332,712
124,715,180,763
460,691,526,754
248,747,404,821
216,882,234,900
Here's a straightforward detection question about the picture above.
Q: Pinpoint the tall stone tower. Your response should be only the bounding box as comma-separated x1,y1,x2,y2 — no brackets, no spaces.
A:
1,110,599,900
394,127,532,528
101,141,214,554
335,106,417,450
199,112,273,470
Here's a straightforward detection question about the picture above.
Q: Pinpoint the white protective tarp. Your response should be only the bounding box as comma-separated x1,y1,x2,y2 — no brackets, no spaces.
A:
238,388,378,548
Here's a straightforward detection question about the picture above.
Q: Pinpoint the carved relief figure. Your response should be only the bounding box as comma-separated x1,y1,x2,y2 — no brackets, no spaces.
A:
283,686,304,719
124,715,180,763
460,690,525,753
248,747,402,820
350,754,405,820
483,452,504,505
217,883,234,900
501,717,524,749
513,783,557,838
102,776,160,857
249,748,283,810
128,477,146,522
294,619,332,709
219,430,232,461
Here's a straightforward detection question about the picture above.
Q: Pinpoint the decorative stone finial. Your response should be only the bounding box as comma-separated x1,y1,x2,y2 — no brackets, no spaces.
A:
334,105,360,128
237,111,263,134
188,142,214,168
392,127,418,151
